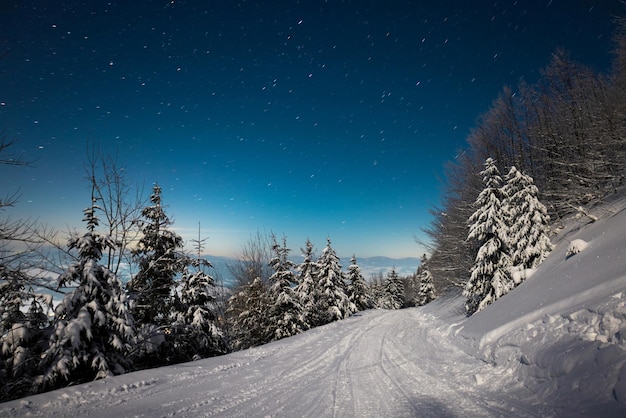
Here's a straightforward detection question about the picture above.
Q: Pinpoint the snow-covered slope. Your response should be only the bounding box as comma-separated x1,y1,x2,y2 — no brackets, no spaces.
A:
459,200,626,350
2,196,625,417
422,194,626,415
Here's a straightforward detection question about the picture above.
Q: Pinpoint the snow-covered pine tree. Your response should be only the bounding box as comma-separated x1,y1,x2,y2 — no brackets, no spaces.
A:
414,255,436,306
226,277,268,350
1,140,54,400
294,239,319,328
127,184,185,327
369,272,386,308
503,166,553,272
265,236,306,341
464,158,512,314
170,261,227,360
0,271,51,400
404,256,430,307
169,224,226,361
315,238,355,325
382,267,405,309
37,189,136,390
346,255,374,311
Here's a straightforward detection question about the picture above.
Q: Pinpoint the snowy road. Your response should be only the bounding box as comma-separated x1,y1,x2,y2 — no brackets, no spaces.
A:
5,193,626,417
1,309,532,417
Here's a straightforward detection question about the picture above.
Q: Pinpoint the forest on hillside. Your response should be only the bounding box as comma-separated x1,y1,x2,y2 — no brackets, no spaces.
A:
1,15,625,405
422,19,626,292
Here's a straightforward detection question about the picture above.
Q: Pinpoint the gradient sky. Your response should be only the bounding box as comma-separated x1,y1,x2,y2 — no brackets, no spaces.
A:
0,1,621,258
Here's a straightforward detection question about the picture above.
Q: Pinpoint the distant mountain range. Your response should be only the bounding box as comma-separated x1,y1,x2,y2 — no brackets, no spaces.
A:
205,255,421,288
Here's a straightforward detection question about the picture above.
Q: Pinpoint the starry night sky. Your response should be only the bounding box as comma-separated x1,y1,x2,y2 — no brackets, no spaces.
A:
0,1,621,258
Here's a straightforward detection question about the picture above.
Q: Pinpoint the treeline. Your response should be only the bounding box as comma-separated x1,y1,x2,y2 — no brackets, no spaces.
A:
0,151,436,401
226,236,436,350
424,21,626,292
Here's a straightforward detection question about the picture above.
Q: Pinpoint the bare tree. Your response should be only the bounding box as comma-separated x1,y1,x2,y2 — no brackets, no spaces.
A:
30,146,145,285
85,145,145,278
226,230,274,288
420,154,478,291
0,138,46,272
0,138,31,209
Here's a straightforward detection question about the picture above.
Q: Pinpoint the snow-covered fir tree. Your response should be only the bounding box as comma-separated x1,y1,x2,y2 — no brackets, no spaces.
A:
414,255,436,306
345,255,374,311
382,267,405,309
127,184,185,327
503,166,553,271
169,224,226,361
464,158,513,314
294,239,319,328
226,277,268,350
369,273,386,309
0,271,51,400
37,192,136,390
315,238,355,325
170,260,227,360
265,236,307,341
405,273,419,307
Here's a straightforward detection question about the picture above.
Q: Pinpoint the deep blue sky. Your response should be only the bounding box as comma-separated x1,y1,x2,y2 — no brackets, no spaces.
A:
0,1,621,258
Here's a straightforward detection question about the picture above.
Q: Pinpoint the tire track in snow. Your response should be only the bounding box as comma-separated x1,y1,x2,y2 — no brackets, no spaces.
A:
330,312,389,417
379,327,423,415
393,309,537,417
180,317,373,417
341,310,454,417
1,309,537,417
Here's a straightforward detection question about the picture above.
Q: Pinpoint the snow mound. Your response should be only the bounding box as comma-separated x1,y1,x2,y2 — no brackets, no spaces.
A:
566,238,589,258
510,266,536,284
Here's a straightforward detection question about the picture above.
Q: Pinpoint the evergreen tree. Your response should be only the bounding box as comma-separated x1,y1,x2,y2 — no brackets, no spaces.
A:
226,277,268,350
369,272,386,309
294,239,319,328
382,268,405,309
169,224,226,361
38,191,136,390
0,271,51,400
266,236,306,341
0,140,53,400
346,255,374,311
414,255,436,306
170,261,226,360
503,166,553,270
127,184,184,327
315,238,355,325
464,158,512,314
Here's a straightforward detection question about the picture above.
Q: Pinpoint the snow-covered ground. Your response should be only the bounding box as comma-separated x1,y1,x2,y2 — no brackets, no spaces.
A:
2,195,626,417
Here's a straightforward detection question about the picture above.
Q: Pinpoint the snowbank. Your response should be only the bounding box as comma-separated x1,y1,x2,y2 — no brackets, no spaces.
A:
423,194,626,414
463,202,625,347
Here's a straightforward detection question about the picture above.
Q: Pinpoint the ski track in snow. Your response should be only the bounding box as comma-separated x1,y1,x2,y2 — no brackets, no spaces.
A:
2,309,533,418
